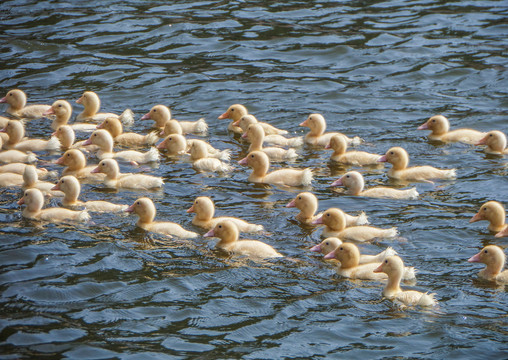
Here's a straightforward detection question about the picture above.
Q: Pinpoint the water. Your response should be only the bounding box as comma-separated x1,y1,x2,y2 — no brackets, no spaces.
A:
1,0,507,358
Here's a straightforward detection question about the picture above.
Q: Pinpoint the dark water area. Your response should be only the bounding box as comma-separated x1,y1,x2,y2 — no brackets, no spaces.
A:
1,0,507,358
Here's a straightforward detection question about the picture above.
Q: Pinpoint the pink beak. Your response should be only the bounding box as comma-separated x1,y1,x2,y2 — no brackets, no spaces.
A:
218,112,229,120
157,139,167,149
43,107,55,116
311,216,323,225
97,122,104,129
140,112,151,120
241,132,248,139
238,156,248,165
232,119,241,126
186,205,195,213
377,155,387,162
286,199,296,208
76,97,83,104
17,197,25,205
0,127,7,133
373,263,383,273
55,156,65,165
469,212,482,223
90,166,100,174
299,119,308,127
495,228,507,238
125,204,135,213
309,244,321,252
324,143,331,149
0,96,6,103
51,183,60,191
204,229,215,237
417,122,429,130
475,136,488,146
468,252,481,263
323,251,336,260
82,137,93,146
330,178,343,187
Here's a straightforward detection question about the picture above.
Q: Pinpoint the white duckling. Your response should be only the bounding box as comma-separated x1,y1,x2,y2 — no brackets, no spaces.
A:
331,171,419,200
55,149,105,181
0,137,37,163
326,134,381,165
324,243,415,280
469,200,506,233
0,163,53,179
23,165,63,197
300,113,361,146
234,113,288,135
83,129,160,164
75,91,134,125
204,220,282,259
378,147,456,182
97,117,158,147
126,197,198,238
0,171,24,187
310,237,397,264
1,120,60,152
91,158,163,190
468,245,508,283
157,134,187,155
0,89,50,119
52,175,127,212
312,208,398,241
53,125,97,151
475,130,508,155
43,100,97,131
238,151,312,187
141,104,207,134
18,188,90,223
242,123,297,161
187,196,264,232
374,256,437,307
189,141,232,173
286,191,368,226
418,115,486,144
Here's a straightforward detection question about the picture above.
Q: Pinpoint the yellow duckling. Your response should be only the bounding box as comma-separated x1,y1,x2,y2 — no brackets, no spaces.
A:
300,113,361,146
0,136,37,164
417,115,486,144
326,134,381,165
91,158,163,190
204,220,282,259
0,89,50,119
97,117,158,147
52,175,127,212
286,191,368,225
126,197,198,238
141,104,207,134
238,151,312,187
468,245,508,283
475,130,508,155
55,149,104,181
378,146,456,182
310,237,397,264
187,196,264,232
189,141,232,173
43,100,97,131
331,171,419,199
233,113,288,135
75,91,134,125
469,200,506,232
1,120,60,152
53,125,96,151
23,165,63,197
312,208,397,241
242,123,297,161
374,256,437,307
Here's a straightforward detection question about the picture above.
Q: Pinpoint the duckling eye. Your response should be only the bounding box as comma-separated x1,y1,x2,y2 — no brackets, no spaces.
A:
61,180,65,183
346,175,350,178
484,250,488,253
298,196,301,200
385,260,388,263
339,247,343,250
218,225,222,228
93,134,97,137
326,213,330,217
153,109,157,112
489,134,493,137
390,151,394,155
58,104,62,108
231,108,235,112
136,201,140,205
67,153,70,157
251,154,255,158
432,119,435,122
169,137,172,141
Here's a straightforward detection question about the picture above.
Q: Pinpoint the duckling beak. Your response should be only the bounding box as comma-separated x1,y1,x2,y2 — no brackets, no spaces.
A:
475,135,488,146
17,197,25,205
90,166,100,174
330,178,343,187
238,156,248,165
469,211,482,223
186,205,195,213
218,111,229,119
323,251,336,260
311,216,323,225
468,252,481,263
125,204,135,213
51,183,60,191
373,263,383,273
140,112,151,120
204,229,215,237
309,244,321,252
43,107,55,116
286,199,296,208
417,122,429,130
377,155,387,162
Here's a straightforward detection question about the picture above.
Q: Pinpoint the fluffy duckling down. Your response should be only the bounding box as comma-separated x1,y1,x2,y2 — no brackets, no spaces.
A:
475,130,508,155
469,200,506,232
76,91,134,125
418,115,486,144
92,158,163,190
300,113,361,146
326,134,380,165
0,89,50,119
468,245,508,283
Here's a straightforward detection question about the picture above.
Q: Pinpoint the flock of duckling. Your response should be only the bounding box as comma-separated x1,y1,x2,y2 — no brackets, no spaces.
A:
1,88,507,309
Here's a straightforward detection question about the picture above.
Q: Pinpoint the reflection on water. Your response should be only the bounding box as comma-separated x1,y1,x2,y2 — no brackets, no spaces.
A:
1,0,507,358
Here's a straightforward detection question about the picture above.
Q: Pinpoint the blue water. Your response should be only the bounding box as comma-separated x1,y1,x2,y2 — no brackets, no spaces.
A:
0,1,507,358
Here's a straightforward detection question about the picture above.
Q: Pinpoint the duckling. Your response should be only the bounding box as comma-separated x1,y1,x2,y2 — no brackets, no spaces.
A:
234,113,288,135
75,91,134,125
312,208,397,241
243,123,297,161
310,237,397,264
0,171,24,187
324,243,415,280
83,129,160,164
0,163,53,179
300,113,361,146
468,245,508,283
187,196,264,232
331,171,419,200
418,115,486,144
218,104,250,134
204,220,282,259
469,201,507,232
374,256,437,307
55,149,105,181
0,136,37,163
18,188,90,223
378,146,456,182
52,175,127,212
0,89,50,119
189,140,232,173
238,151,312,187
326,134,381,165
1,120,60,152
475,130,508,155
91,158,163,190
141,104,207,134
23,165,63,197
43,100,97,131
53,125,97,151
97,117,158,147
286,191,368,225
126,197,198,238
